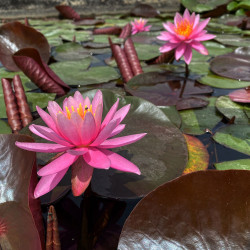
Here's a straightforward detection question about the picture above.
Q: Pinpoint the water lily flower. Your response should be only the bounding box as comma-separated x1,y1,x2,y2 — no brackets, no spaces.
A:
16,90,146,198
131,18,152,35
157,9,216,64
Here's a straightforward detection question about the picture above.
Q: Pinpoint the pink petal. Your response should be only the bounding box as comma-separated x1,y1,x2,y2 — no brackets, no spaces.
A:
36,106,58,133
191,41,208,55
93,104,103,137
73,91,84,105
192,14,200,29
191,18,210,38
189,12,196,25
34,167,69,198
83,96,91,109
38,152,78,176
71,157,93,196
67,148,89,155
70,112,83,134
109,124,126,138
101,99,119,129
92,90,103,113
195,33,216,41
174,12,182,27
183,9,191,21
80,112,96,145
30,124,73,146
62,97,68,113
183,45,193,64
229,89,250,103
47,101,63,121
56,113,82,145
163,22,176,35
157,32,180,43
83,148,110,169
98,133,147,149
91,119,118,146
175,43,187,60
159,43,178,53
15,141,70,153
67,96,78,110
101,149,141,175
112,104,130,125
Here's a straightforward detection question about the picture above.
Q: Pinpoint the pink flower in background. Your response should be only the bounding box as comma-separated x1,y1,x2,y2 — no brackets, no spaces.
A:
157,9,216,64
16,90,146,198
131,18,152,35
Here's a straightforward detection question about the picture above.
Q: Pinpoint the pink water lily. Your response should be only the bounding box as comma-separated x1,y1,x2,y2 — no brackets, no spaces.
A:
16,90,146,198
131,18,152,35
157,9,216,64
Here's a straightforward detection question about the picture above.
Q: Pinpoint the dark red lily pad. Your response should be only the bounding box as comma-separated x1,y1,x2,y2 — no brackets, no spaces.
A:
118,170,250,249
55,5,81,21
210,53,250,81
0,134,44,249
130,4,160,18
125,72,213,108
74,19,105,26
13,48,70,96
0,21,50,72
229,88,250,103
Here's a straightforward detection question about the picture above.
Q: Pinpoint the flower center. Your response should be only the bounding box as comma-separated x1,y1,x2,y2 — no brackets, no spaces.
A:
63,103,94,120
175,20,193,37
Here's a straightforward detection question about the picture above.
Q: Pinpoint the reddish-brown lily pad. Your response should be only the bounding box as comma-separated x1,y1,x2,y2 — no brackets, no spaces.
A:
0,134,44,249
13,48,70,96
55,5,81,20
0,21,50,72
125,72,213,108
229,88,250,103
210,53,250,81
118,170,250,249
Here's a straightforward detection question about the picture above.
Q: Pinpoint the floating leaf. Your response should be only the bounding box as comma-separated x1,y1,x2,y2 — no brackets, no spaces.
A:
183,134,209,174
134,43,160,61
52,42,90,61
0,21,50,71
130,4,160,17
198,72,250,89
179,97,223,135
0,120,11,134
215,34,250,47
50,64,119,86
213,124,250,156
229,89,250,103
215,159,250,170
158,106,182,128
210,54,250,81
207,21,242,34
118,170,250,249
74,19,105,26
0,134,44,249
216,96,249,124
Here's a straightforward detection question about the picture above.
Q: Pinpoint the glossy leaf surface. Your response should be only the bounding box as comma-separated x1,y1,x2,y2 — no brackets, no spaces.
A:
215,159,250,170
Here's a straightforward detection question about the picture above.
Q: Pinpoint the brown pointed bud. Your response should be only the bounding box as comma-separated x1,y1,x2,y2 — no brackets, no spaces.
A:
93,26,122,35
109,38,133,83
24,17,30,26
119,23,132,39
13,75,33,127
124,38,143,76
1,78,22,133
46,205,61,250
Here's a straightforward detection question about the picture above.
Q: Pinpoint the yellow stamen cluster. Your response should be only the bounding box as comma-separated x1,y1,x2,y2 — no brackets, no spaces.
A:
175,20,193,37
64,103,94,120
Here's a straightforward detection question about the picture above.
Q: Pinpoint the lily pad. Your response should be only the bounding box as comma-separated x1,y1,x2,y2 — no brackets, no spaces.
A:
207,21,242,34
182,134,209,174
134,43,160,61
216,96,249,124
79,89,188,199
52,42,91,61
198,72,250,89
118,170,250,249
179,97,223,135
213,124,250,156
0,134,44,249
215,34,250,47
0,93,56,118
50,64,119,86
215,159,250,170
158,106,182,128
0,120,11,134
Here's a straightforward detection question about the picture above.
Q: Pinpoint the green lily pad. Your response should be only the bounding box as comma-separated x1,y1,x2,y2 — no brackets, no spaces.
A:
207,21,242,34
215,34,250,47
179,97,223,135
181,0,229,12
213,124,250,156
134,43,160,61
93,35,123,44
198,72,250,89
189,62,210,75
52,42,91,61
0,120,11,134
215,159,250,170
0,68,37,93
0,93,56,118
216,96,249,124
159,106,182,128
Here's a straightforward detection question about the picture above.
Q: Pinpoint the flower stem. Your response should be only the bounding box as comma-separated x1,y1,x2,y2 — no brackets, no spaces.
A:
185,63,189,79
